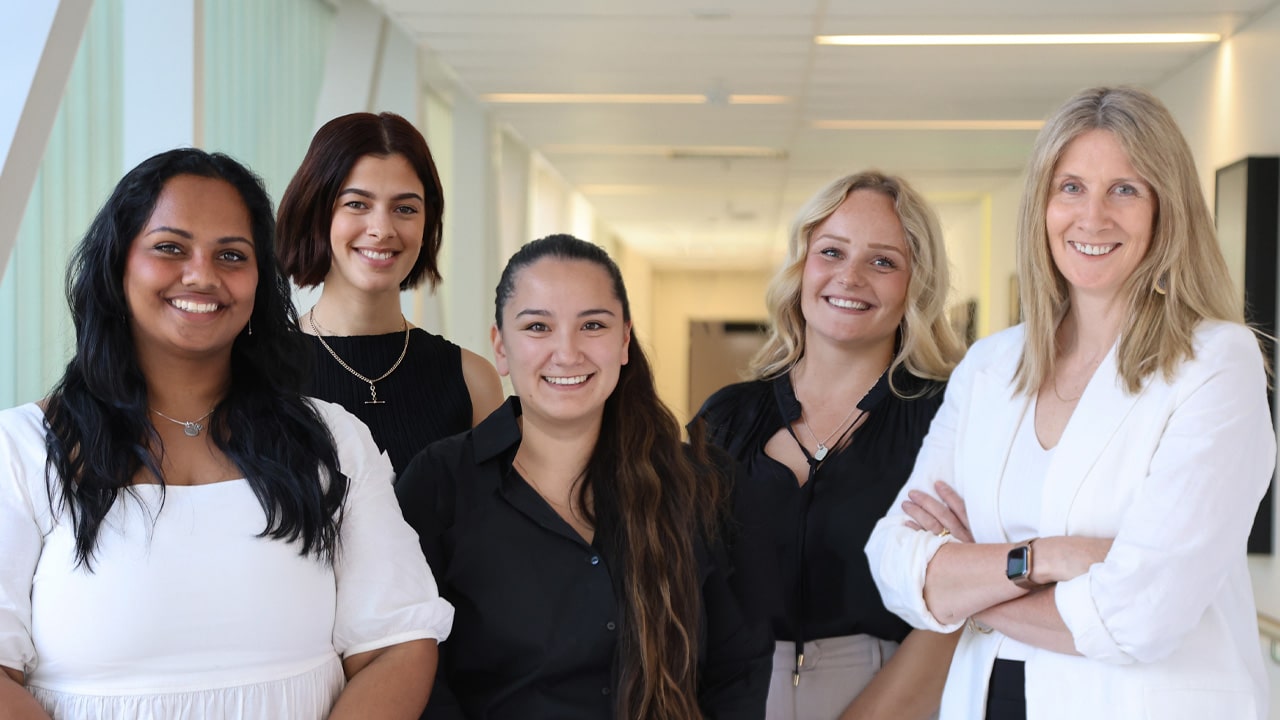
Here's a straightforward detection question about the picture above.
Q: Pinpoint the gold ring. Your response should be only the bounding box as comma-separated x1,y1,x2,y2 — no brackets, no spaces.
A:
937,528,951,538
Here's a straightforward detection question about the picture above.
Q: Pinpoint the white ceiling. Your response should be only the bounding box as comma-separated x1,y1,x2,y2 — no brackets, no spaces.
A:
372,0,1277,269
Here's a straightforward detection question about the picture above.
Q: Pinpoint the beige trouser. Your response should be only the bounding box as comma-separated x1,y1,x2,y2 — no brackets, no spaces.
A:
765,634,899,720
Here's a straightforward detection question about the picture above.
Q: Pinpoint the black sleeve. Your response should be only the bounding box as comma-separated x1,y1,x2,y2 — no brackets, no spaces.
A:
696,531,774,720
396,446,466,720
695,448,774,720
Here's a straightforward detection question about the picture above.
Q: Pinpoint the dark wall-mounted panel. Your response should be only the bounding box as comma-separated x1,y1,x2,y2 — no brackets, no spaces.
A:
1216,156,1279,554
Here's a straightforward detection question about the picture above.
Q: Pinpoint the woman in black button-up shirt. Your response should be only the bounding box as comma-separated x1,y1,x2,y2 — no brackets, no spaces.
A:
396,234,772,719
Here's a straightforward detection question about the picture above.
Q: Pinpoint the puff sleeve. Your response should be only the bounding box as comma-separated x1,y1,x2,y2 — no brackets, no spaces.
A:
317,400,454,657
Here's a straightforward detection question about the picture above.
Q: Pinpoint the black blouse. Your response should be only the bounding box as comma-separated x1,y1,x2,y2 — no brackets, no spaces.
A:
303,328,472,475
693,368,944,648
395,397,772,720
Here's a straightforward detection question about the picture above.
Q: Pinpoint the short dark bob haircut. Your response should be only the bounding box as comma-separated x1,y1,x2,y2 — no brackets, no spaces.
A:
277,111,445,290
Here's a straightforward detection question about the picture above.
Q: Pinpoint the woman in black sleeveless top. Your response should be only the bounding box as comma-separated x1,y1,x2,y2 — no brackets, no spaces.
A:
277,112,502,473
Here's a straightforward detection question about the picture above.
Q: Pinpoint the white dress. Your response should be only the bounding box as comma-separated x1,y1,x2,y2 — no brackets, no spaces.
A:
0,400,454,719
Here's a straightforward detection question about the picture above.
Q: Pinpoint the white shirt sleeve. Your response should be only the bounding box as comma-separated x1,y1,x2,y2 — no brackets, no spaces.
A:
316,401,455,658
0,406,49,675
1055,323,1275,664
864,340,982,633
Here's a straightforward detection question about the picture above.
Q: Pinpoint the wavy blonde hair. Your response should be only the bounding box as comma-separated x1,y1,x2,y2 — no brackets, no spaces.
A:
1014,86,1244,396
750,170,964,394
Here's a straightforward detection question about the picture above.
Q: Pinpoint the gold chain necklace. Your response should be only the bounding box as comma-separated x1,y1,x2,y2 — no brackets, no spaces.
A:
1051,373,1083,403
151,406,216,437
308,309,410,405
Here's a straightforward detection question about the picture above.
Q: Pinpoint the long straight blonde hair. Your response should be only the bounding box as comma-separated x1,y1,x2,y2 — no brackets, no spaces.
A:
750,170,964,394
1014,86,1244,396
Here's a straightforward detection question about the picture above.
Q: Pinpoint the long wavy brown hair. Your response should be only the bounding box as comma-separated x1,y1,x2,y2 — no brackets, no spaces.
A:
495,234,722,719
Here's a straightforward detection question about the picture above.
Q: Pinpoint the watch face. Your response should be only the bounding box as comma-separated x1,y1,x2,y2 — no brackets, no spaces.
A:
1007,547,1030,579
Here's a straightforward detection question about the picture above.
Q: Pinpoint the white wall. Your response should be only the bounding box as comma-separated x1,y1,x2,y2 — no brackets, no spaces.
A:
1156,5,1280,298
1152,3,1280,559
651,268,773,423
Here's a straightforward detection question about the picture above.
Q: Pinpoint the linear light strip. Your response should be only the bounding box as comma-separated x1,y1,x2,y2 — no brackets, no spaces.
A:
482,93,791,105
483,93,705,104
816,33,1220,46
542,144,785,158
814,120,1044,131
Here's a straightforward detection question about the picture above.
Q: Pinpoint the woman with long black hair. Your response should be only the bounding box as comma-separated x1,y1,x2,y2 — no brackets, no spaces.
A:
0,148,452,719
396,234,772,719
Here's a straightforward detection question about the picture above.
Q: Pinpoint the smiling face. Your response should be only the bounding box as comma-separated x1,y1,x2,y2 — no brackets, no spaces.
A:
1045,129,1155,305
799,189,911,356
492,257,631,431
123,174,258,363
324,153,426,298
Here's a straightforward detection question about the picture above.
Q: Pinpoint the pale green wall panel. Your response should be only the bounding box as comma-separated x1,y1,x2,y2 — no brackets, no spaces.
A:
0,0,122,408
202,0,334,203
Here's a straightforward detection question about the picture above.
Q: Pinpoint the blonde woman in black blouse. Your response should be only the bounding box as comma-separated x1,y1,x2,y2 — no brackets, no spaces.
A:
695,171,965,719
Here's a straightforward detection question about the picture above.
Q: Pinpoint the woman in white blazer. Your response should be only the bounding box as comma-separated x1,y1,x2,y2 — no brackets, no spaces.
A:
865,85,1276,720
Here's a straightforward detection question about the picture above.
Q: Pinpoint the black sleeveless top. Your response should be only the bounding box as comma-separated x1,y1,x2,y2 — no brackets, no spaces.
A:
303,328,473,475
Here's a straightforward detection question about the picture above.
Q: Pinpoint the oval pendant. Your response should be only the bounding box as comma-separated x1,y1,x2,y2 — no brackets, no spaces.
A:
183,422,202,437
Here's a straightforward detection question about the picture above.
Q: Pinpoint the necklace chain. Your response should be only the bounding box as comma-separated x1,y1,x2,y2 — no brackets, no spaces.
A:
308,309,410,405
799,406,867,462
1051,373,1083,403
794,366,885,462
514,457,578,512
151,406,216,438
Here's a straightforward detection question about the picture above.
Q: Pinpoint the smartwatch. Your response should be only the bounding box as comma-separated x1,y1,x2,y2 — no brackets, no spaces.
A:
1006,538,1044,590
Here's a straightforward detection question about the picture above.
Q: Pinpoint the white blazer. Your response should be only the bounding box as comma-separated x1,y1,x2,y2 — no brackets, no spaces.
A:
866,320,1275,720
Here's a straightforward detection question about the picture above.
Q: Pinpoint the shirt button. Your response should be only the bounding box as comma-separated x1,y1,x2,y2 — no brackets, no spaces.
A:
590,555,600,565
602,687,611,696
606,621,616,631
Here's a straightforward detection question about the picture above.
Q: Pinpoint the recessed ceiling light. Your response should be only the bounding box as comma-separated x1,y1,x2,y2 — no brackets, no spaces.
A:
813,119,1044,131
816,33,1220,46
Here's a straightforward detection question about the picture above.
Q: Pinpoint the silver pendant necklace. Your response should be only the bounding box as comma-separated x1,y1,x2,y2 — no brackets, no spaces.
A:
152,407,216,437
799,406,867,461
793,364,886,462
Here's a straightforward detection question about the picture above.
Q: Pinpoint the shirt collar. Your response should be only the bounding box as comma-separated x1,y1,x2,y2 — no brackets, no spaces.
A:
472,395,524,466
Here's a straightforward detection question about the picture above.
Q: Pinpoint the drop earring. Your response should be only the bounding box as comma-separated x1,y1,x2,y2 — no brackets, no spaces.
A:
1153,272,1169,296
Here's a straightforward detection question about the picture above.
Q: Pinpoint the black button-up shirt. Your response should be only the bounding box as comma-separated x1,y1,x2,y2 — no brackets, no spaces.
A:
396,397,772,719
